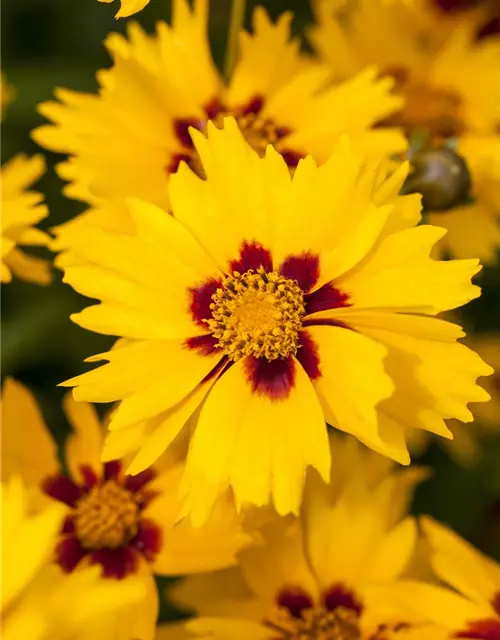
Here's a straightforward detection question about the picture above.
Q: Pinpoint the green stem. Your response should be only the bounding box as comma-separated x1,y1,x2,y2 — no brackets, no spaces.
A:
224,0,246,83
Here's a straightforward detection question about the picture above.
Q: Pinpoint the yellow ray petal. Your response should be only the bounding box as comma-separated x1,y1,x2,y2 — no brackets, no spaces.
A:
1,379,60,486
63,339,219,417
428,203,500,264
63,394,104,482
337,226,482,315
422,516,500,606
100,0,150,19
170,119,275,273
227,8,301,105
308,326,401,460
393,580,490,630
147,465,252,575
181,355,330,524
125,378,215,474
170,567,264,620
1,476,65,612
359,325,492,436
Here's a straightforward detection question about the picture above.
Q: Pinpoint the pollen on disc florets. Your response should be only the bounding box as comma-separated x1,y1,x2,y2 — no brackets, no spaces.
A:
74,480,139,550
212,111,284,158
264,605,361,640
207,267,306,362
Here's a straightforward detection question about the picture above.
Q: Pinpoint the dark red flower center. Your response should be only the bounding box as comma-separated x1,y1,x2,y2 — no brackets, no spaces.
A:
454,618,500,639
187,242,351,401
168,96,303,175
263,584,363,639
455,597,500,640
73,479,139,549
42,462,162,579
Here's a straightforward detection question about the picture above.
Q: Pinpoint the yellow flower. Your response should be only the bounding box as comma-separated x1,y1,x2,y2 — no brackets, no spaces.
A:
407,332,500,466
98,0,150,19
60,120,491,524
1,154,51,284
1,378,252,640
169,437,437,639
396,516,500,638
34,0,405,240
1,73,15,120
1,475,145,640
310,0,500,263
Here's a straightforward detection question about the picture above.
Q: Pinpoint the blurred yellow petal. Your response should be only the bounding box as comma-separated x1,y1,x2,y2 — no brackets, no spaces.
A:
1,379,60,487
422,516,499,605
1,155,51,285
98,0,150,19
63,394,104,482
146,465,252,575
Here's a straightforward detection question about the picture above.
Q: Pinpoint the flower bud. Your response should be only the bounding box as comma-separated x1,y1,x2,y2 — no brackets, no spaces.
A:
404,147,472,212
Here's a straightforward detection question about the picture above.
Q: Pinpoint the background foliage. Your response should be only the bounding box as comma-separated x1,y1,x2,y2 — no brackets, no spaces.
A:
2,0,500,604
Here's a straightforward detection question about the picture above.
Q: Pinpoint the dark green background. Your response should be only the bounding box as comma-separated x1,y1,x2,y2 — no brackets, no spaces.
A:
2,0,500,615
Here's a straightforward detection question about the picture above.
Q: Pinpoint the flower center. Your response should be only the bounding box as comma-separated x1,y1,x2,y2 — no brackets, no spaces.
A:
385,67,465,141
264,605,361,640
74,480,139,550
207,267,305,361
169,98,301,176
214,110,286,157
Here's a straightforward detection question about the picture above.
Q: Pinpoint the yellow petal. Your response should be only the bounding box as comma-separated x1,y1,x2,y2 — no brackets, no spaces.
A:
239,517,318,603
102,422,147,462
358,324,492,437
392,580,490,630
364,517,417,583
309,311,465,343
63,340,219,429
63,394,104,482
1,476,65,612
91,568,158,640
170,119,273,273
181,355,330,524
280,66,405,163
113,0,150,19
336,225,482,314
422,516,500,606
1,379,60,486
125,378,215,474
302,463,416,588
227,8,301,105
308,325,400,460
147,465,252,575
186,618,269,640
1,154,45,199
170,567,263,619
428,202,500,264
4,249,52,285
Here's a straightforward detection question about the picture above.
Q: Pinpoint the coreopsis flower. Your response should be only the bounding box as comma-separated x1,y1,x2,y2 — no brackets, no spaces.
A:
1,378,251,640
1,475,145,640
98,0,150,19
60,120,492,524
310,0,500,263
168,437,437,640
1,154,51,284
396,517,500,638
408,332,500,466
33,0,405,243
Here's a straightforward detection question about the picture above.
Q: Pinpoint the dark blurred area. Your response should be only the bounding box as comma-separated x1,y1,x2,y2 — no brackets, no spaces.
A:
2,0,500,583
